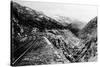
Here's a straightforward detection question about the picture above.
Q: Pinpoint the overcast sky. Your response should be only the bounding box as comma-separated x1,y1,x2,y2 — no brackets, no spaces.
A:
12,0,97,23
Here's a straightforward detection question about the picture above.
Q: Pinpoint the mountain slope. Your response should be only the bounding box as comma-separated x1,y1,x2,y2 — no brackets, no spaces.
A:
11,1,68,32
78,17,97,39
53,16,86,36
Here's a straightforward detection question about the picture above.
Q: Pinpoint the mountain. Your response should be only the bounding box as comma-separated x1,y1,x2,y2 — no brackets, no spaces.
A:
53,16,86,29
11,1,87,37
11,2,70,64
78,17,97,39
11,1,68,32
53,16,72,25
53,16,86,36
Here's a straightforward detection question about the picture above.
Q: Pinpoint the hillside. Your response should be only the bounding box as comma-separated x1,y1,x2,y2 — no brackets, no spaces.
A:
78,17,97,39
53,16,86,36
11,1,68,32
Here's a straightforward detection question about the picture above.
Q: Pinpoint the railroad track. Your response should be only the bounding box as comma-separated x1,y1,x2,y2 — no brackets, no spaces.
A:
11,38,38,66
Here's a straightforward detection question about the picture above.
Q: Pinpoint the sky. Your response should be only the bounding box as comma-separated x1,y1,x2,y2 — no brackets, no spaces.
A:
12,0,97,23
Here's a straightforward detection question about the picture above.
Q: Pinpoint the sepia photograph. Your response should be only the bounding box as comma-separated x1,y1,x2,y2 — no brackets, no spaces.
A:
11,0,97,66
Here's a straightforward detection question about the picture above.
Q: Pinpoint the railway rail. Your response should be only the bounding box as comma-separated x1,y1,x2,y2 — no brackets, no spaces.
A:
11,37,39,66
